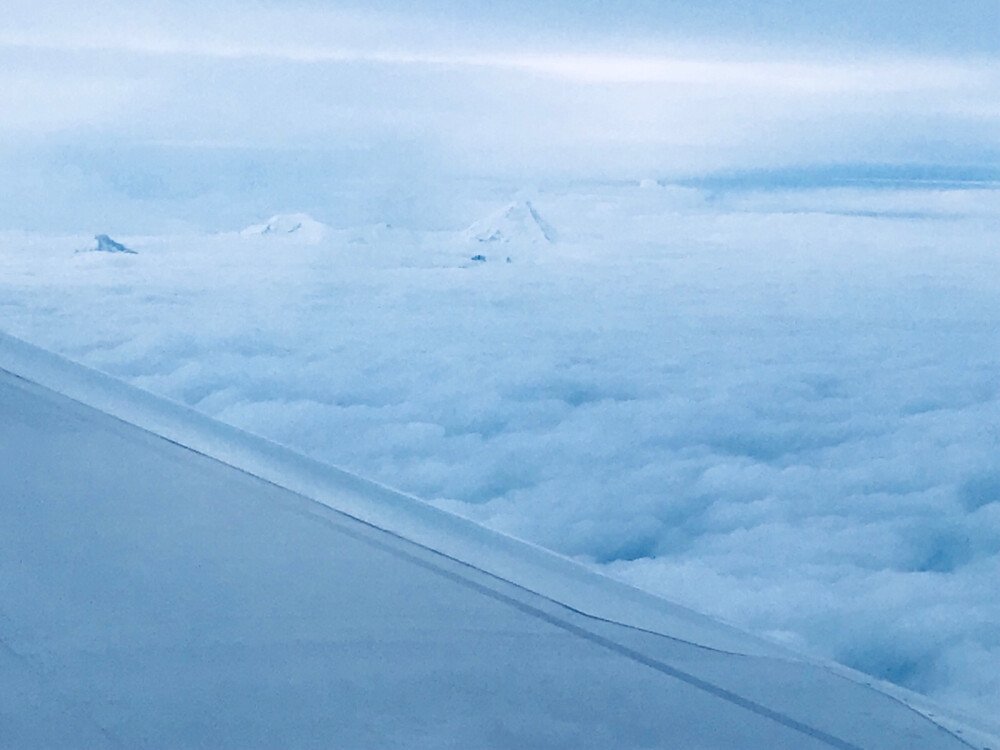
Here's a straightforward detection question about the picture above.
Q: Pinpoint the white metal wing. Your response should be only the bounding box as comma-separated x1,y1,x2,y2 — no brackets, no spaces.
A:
1,332,996,750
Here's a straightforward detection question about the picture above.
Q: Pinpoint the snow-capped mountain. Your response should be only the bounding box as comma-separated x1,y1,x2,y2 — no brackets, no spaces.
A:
86,234,137,254
241,213,328,244
465,201,558,247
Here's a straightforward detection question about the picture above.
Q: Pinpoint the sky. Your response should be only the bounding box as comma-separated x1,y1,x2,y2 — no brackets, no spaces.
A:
1,0,997,231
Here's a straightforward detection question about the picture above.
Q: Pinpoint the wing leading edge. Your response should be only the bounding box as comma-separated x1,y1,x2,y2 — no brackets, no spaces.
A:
0,332,995,749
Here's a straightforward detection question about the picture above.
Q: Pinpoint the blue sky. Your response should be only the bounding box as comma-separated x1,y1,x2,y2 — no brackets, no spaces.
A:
313,0,1000,54
1,0,997,230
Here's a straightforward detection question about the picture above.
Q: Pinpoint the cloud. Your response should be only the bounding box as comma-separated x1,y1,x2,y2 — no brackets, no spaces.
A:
2,183,998,717
1,0,996,195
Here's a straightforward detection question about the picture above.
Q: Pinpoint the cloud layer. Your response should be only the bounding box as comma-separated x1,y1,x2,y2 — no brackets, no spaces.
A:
2,183,998,718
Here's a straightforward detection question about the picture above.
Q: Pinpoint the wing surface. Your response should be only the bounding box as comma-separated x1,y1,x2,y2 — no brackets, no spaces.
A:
1,332,995,749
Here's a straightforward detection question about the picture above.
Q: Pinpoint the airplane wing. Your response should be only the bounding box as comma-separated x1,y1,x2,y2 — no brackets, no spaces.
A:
1,331,996,750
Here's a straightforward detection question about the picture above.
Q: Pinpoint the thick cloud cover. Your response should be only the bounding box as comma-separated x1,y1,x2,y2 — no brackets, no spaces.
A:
2,183,998,718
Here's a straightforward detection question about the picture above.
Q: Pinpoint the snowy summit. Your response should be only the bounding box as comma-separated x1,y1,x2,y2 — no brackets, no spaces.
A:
87,234,136,254
241,213,328,244
466,201,558,247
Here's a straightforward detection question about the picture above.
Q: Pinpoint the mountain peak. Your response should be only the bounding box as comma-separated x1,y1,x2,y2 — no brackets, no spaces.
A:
241,213,328,244
90,234,137,254
466,201,558,247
